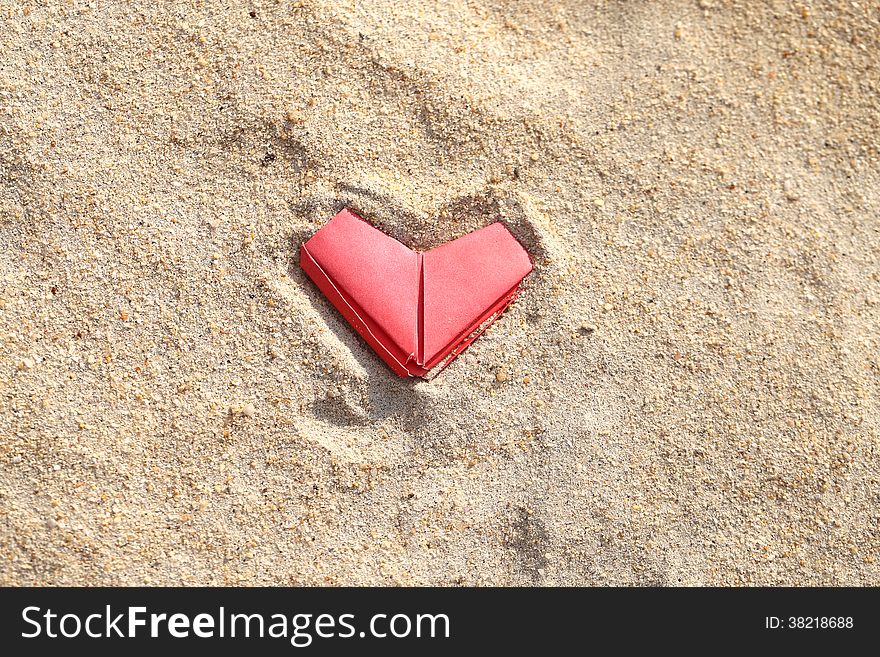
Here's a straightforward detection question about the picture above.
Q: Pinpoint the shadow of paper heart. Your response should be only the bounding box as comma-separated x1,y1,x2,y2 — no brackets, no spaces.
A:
283,240,430,435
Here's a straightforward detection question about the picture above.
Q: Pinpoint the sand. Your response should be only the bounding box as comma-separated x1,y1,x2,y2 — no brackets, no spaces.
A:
1,1,878,586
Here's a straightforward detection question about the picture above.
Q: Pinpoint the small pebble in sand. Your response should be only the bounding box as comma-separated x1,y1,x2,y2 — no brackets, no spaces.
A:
495,367,509,383
242,403,256,418
579,323,597,334
603,303,613,312
12,456,22,464
17,358,34,370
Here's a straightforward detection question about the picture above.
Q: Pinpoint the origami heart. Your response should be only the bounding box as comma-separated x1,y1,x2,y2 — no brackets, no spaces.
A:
300,209,533,377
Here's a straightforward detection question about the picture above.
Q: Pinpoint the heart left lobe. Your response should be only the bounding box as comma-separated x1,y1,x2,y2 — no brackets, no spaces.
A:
300,209,421,376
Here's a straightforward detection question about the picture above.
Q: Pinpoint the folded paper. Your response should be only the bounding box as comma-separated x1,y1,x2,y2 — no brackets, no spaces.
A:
300,209,533,377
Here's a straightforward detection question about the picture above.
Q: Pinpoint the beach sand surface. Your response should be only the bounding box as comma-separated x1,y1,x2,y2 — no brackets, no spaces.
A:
1,1,878,585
